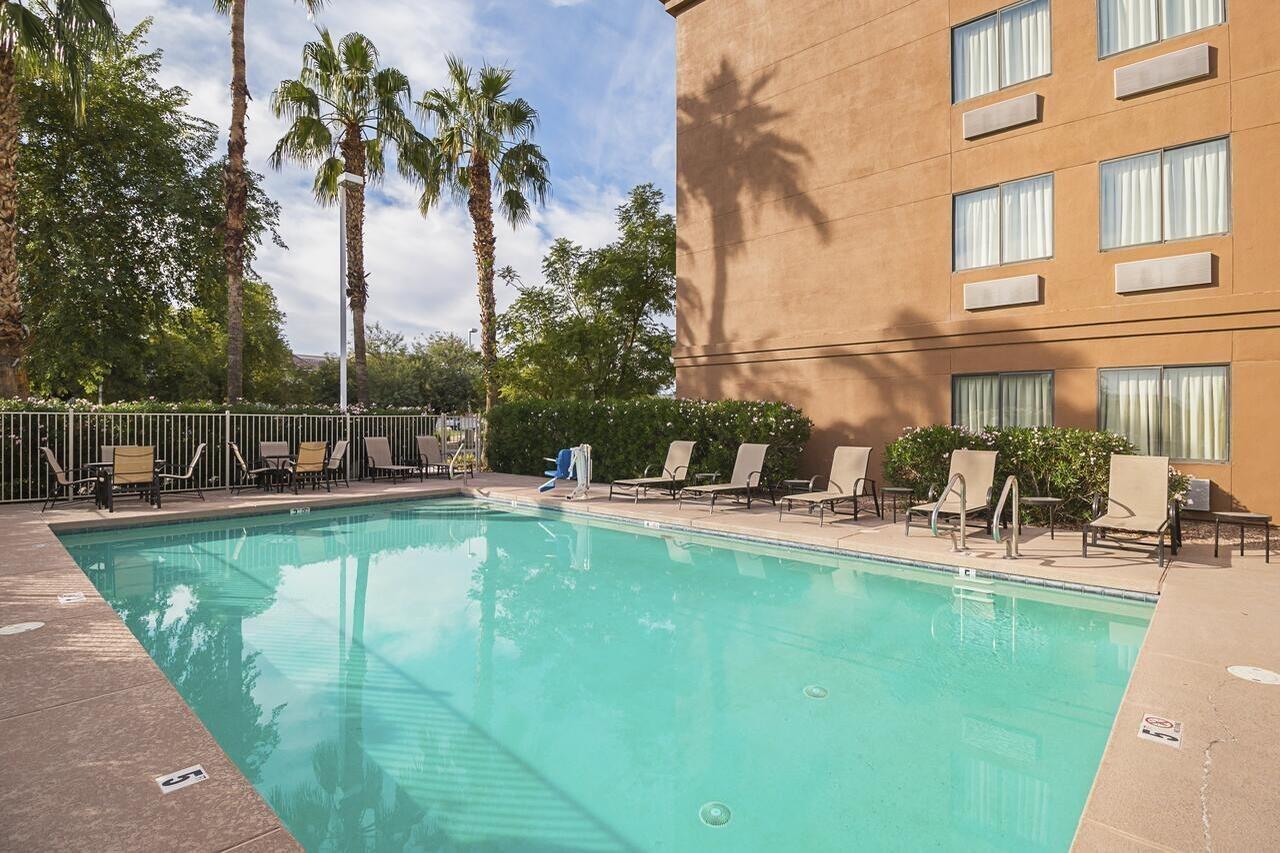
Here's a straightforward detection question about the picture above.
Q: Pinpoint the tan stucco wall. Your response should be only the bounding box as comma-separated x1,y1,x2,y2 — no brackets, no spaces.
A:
666,0,1280,514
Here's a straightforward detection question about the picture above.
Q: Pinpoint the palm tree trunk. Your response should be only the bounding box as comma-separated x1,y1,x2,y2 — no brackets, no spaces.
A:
0,47,29,398
223,0,249,403
467,160,497,412
342,132,369,406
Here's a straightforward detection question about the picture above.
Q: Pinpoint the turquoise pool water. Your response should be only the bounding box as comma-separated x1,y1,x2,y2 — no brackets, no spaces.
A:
61,498,1151,851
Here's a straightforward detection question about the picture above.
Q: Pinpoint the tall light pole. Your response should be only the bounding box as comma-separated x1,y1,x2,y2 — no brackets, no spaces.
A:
468,327,479,349
337,172,365,411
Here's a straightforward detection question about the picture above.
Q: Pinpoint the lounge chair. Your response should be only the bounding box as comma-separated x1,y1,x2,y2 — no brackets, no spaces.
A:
904,449,997,536
326,439,350,488
229,441,274,494
1083,454,1176,567
108,446,160,512
678,443,770,513
365,436,417,483
39,447,99,512
288,441,329,493
779,446,880,525
158,443,206,501
609,440,695,502
416,435,450,479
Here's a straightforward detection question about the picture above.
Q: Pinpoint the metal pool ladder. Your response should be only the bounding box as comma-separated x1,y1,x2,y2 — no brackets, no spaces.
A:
930,472,967,551
992,475,1021,559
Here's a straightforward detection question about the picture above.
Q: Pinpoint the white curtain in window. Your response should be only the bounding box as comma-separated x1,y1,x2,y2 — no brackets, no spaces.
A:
955,188,1000,270
1162,0,1223,39
1001,0,1051,87
1099,368,1161,454
1101,152,1161,249
1163,138,1229,241
1099,0,1158,57
954,375,1001,430
1002,373,1053,427
1001,174,1054,263
1162,366,1228,461
954,15,998,102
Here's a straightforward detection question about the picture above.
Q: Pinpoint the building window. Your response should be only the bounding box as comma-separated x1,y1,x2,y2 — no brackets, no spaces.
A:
953,372,1054,430
1100,137,1229,250
954,174,1054,270
1098,0,1224,58
1098,365,1228,461
953,0,1051,103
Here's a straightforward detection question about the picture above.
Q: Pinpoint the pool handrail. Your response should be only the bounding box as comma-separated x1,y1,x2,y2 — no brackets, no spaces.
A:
992,475,1020,559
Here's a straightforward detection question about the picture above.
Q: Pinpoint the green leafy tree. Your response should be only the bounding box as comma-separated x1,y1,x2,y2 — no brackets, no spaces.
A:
269,29,417,407
213,0,325,403
412,56,549,413
0,0,116,396
497,184,674,401
300,328,480,410
16,22,282,398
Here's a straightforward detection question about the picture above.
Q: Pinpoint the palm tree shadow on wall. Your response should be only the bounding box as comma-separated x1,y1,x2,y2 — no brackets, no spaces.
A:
676,58,831,400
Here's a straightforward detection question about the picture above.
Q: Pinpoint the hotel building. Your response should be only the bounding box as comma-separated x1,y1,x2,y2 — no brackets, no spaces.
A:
660,0,1280,513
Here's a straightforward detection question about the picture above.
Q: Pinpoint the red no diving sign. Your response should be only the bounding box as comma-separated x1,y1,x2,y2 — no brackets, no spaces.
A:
1137,713,1183,748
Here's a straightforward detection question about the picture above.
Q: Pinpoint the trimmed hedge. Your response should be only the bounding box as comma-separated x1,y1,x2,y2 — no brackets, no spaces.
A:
883,425,1191,523
488,398,812,487
0,396,435,415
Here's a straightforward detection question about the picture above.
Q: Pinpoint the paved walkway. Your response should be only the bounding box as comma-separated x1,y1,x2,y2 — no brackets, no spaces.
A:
0,476,1275,850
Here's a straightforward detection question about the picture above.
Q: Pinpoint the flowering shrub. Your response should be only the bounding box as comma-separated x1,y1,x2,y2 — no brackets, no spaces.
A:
0,397,433,416
883,425,1190,523
487,398,812,486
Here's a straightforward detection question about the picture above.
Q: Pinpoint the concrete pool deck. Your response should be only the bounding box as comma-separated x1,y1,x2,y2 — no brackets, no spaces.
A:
1,474,1276,850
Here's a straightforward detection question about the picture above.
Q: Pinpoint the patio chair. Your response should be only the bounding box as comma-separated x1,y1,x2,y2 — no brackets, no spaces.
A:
99,445,116,463
229,441,274,494
108,446,160,512
1083,454,1176,567
416,435,451,479
39,447,99,512
259,440,291,470
904,449,998,537
678,443,771,514
779,446,880,526
288,441,329,493
609,440,696,502
326,439,350,488
365,436,417,483
158,443,206,501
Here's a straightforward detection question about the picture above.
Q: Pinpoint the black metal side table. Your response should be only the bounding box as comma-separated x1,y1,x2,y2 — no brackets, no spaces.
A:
1213,512,1272,563
1022,496,1064,539
882,487,914,523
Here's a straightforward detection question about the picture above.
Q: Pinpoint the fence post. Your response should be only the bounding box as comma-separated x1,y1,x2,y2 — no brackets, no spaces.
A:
224,409,231,493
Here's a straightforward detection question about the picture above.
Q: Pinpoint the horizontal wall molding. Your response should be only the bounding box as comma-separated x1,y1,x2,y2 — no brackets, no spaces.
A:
671,292,1280,366
962,93,1042,139
1114,43,1211,99
1115,252,1214,294
964,274,1042,311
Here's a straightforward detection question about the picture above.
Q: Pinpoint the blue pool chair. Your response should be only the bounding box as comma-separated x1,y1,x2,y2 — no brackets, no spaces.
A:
540,448,574,493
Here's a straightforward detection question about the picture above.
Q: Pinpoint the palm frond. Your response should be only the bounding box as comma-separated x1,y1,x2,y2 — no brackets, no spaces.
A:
311,156,346,205
269,114,333,169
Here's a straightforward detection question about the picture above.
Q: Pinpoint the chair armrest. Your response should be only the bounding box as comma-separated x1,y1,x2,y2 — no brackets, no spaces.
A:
642,464,656,479
855,477,875,495
669,464,689,480
747,470,763,488
809,474,827,491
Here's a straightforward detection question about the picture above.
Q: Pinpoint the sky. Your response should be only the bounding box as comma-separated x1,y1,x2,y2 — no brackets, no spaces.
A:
110,0,676,355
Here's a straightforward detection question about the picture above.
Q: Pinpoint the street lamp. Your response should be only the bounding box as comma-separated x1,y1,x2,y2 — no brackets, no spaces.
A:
468,327,479,349
337,171,365,411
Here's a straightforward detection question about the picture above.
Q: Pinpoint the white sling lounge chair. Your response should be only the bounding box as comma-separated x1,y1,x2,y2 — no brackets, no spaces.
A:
365,437,418,483
904,449,998,536
678,443,770,514
778,446,879,525
609,440,696,502
1082,454,1175,567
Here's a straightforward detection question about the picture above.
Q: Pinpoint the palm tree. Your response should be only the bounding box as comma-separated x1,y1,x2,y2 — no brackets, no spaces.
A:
413,56,549,413
269,30,416,406
0,0,115,397
214,0,325,404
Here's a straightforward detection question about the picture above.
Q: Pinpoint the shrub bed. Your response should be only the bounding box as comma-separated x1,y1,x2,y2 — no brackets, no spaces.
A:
487,398,812,487
882,425,1190,523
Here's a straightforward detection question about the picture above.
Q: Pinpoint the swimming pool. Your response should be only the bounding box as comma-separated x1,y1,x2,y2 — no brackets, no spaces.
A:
61,498,1151,851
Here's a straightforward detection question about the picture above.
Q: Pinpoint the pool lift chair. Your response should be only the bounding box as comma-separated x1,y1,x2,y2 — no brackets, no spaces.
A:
539,444,592,500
